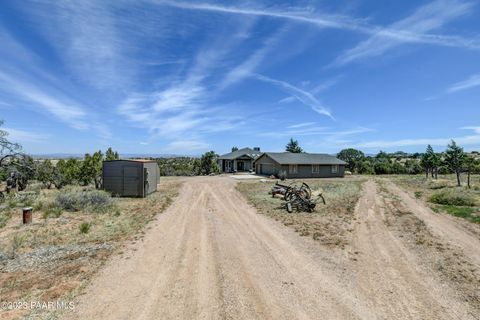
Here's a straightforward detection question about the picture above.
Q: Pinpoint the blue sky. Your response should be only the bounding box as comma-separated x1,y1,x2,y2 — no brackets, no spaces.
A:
1,0,479,155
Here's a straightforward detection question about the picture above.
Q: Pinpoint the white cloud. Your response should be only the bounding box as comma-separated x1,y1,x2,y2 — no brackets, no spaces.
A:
287,122,317,129
221,27,287,88
333,0,476,66
165,140,210,153
19,1,135,89
3,127,50,143
118,23,253,139
254,74,333,118
447,73,480,93
156,0,480,53
0,71,88,130
279,77,342,104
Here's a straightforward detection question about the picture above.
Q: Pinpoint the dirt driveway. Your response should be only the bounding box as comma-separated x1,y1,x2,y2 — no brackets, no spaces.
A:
63,177,479,320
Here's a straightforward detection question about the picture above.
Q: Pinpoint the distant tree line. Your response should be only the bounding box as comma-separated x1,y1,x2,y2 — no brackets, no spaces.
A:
155,151,220,176
337,140,480,187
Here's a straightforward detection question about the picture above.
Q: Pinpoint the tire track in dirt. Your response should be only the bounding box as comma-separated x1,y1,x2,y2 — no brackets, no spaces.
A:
62,177,478,320
349,180,475,320
64,177,371,320
386,181,480,266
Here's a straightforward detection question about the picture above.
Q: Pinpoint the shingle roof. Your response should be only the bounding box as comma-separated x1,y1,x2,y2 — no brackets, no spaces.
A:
218,147,263,160
255,152,346,165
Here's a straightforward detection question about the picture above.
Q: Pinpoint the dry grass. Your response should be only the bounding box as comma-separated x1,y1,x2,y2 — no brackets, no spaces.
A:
237,177,366,248
0,177,182,319
390,174,480,224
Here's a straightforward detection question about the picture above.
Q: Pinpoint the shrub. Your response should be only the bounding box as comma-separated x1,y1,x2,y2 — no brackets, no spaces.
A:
42,202,63,219
79,222,91,234
429,190,477,206
278,170,287,181
55,187,114,212
414,191,423,199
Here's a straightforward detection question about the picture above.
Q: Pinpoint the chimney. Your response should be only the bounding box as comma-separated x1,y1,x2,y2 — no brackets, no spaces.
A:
253,147,260,152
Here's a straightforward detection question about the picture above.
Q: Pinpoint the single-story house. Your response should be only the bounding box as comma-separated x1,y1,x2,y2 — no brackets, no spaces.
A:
254,152,346,178
102,159,160,197
217,147,263,172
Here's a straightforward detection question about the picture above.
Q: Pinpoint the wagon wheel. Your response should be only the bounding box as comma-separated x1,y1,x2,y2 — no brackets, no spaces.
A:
301,183,312,199
284,189,294,201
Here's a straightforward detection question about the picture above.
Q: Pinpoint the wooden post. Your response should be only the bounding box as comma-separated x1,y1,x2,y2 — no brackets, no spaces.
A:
23,207,33,224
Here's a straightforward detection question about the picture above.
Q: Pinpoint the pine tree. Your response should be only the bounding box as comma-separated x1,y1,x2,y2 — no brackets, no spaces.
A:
285,138,303,153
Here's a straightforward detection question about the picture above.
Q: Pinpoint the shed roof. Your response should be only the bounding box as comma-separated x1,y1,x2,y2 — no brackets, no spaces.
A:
103,159,157,163
255,152,346,165
218,147,263,160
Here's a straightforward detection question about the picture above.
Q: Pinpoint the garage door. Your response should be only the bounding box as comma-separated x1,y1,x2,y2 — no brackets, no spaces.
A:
259,164,275,175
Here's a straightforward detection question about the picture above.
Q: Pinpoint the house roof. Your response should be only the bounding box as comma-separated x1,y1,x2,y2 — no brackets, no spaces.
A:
255,152,346,165
218,147,263,160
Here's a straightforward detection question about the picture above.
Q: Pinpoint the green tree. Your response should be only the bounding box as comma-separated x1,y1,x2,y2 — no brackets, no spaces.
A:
357,159,375,174
404,159,422,174
80,151,103,188
285,138,303,153
444,140,466,187
55,158,81,187
199,151,219,175
36,159,55,188
420,145,434,178
337,148,365,173
463,156,480,189
105,147,119,161
231,147,239,152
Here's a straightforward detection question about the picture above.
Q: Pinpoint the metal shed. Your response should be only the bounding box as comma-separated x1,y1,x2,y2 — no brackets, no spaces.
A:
102,159,160,197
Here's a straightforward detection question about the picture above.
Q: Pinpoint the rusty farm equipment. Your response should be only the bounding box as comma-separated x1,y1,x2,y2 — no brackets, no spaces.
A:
271,181,325,213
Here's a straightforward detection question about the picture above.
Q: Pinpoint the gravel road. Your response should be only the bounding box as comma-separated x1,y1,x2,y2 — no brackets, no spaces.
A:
63,177,479,320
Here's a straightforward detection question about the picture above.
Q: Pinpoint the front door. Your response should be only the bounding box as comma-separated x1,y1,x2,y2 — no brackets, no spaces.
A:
237,161,244,171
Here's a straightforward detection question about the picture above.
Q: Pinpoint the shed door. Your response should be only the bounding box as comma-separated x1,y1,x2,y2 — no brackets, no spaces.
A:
123,166,141,196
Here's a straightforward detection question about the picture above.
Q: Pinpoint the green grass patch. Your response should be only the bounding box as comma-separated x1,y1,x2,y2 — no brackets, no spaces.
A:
437,205,480,223
429,189,477,206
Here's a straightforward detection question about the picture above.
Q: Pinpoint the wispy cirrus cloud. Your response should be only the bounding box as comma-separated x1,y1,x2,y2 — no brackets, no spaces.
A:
118,21,253,147
165,140,210,153
333,0,475,66
279,76,342,104
254,74,333,118
156,0,480,54
4,127,50,143
447,73,480,93
0,71,88,130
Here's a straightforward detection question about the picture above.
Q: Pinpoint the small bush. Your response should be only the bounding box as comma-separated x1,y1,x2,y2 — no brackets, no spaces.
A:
43,203,63,219
55,187,114,212
79,222,91,234
278,170,287,181
414,191,423,199
429,190,476,207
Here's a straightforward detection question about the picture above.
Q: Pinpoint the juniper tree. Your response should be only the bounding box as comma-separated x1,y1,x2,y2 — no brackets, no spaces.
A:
444,140,466,187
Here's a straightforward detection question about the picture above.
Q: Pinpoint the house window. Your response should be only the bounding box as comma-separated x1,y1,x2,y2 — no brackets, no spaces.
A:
312,165,320,173
331,165,338,174
289,164,298,174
